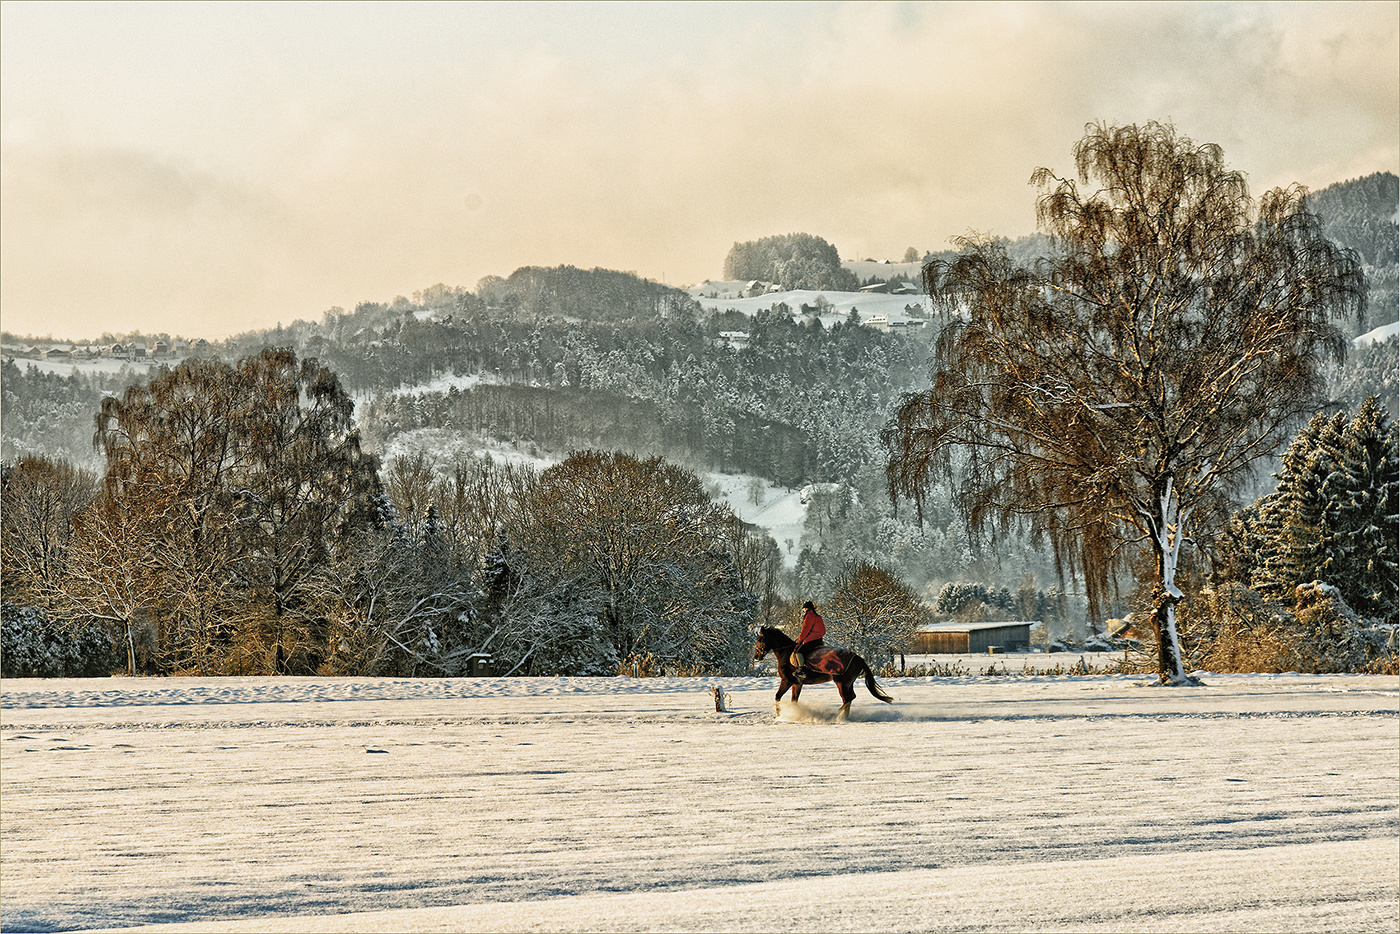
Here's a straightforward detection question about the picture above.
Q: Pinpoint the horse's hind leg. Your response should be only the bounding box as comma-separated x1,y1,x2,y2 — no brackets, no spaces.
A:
836,678,856,721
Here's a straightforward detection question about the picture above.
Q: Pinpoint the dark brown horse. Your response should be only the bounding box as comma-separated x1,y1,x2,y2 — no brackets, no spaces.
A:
753,626,893,720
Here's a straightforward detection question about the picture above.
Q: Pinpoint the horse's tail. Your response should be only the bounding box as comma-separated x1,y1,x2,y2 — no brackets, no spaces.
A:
862,659,894,704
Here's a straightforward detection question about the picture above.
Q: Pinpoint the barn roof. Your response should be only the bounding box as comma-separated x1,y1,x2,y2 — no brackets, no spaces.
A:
917,621,1035,633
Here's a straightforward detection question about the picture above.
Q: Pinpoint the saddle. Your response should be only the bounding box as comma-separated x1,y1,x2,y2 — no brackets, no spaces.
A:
793,648,843,676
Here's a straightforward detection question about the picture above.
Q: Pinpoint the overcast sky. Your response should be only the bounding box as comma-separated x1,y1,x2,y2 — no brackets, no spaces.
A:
2,1,1396,339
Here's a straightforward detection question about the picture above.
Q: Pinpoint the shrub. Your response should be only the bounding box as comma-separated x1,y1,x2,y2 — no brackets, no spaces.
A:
1178,582,1397,673
1,601,121,678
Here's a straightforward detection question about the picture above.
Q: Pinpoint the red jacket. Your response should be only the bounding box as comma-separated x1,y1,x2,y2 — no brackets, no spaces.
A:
798,608,825,644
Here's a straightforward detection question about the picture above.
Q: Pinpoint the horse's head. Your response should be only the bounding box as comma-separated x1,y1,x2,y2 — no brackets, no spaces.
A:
754,627,793,660
755,626,795,659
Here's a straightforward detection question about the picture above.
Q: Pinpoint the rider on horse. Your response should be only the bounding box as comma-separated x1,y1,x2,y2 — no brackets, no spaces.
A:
790,601,825,682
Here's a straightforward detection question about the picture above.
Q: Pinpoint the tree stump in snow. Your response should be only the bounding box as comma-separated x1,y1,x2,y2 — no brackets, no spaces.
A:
710,686,727,712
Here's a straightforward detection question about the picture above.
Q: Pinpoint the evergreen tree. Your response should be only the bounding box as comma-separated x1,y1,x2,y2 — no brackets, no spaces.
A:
1326,398,1399,619
1252,412,1343,602
1236,397,1398,623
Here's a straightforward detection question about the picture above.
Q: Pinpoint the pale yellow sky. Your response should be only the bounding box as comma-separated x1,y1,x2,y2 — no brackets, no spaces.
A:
2,1,1396,339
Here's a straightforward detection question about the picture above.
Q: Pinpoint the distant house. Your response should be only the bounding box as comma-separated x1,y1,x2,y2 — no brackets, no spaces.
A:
107,343,128,359
914,621,1034,653
718,330,750,350
152,340,170,357
131,343,148,359
743,280,781,298
864,315,890,330
39,346,67,361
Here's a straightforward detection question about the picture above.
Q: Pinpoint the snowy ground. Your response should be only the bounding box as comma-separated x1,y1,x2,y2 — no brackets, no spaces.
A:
2,671,1396,933
686,285,931,328
701,474,808,568
1353,320,1399,345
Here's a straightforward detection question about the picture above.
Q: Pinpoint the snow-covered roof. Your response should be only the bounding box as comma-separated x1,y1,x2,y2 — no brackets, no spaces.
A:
917,621,1035,633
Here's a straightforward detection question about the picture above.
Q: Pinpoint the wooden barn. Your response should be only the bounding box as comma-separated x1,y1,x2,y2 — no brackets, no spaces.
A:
914,621,1034,654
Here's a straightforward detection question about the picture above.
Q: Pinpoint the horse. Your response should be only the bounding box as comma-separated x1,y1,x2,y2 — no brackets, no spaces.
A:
752,626,893,720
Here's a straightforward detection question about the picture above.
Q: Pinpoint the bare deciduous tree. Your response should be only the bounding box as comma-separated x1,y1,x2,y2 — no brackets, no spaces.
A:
508,450,759,672
824,561,928,669
90,349,381,674
1,457,97,605
884,122,1364,683
54,493,164,675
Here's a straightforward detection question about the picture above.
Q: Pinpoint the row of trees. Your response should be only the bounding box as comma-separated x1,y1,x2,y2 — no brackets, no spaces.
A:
1,351,787,677
4,350,380,675
366,383,819,488
322,449,773,678
355,301,924,488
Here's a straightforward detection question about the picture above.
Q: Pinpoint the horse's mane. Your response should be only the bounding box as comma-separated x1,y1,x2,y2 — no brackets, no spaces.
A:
759,626,795,648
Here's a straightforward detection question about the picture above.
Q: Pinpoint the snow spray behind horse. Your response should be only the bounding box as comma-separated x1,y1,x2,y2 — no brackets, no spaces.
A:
752,627,893,720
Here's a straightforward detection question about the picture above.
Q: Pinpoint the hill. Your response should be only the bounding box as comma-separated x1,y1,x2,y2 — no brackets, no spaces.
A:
1310,172,1399,331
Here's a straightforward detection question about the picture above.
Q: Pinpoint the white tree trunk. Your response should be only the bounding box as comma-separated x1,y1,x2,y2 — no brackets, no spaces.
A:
1153,478,1194,685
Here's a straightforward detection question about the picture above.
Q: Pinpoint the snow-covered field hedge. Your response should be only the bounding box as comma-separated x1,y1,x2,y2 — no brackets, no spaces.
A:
1,673,1396,932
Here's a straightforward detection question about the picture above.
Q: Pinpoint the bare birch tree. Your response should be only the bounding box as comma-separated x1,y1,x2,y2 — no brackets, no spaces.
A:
884,122,1364,683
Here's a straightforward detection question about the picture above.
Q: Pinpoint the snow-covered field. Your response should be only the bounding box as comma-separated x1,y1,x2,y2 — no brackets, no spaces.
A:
1354,320,1400,345
686,284,931,328
2,357,161,381
2,671,1396,933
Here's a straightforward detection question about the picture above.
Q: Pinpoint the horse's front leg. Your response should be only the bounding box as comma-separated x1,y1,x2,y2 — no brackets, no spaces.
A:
774,678,792,717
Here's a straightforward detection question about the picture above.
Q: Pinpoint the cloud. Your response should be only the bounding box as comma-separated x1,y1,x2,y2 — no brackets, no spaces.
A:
0,141,307,337
1,1,1395,338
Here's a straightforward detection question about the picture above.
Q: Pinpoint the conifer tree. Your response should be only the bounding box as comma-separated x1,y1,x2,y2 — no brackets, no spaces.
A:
1234,396,1398,623
1252,412,1344,602
1333,397,1399,619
